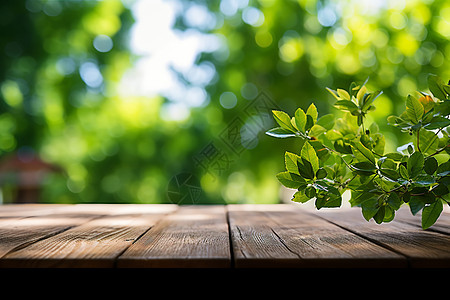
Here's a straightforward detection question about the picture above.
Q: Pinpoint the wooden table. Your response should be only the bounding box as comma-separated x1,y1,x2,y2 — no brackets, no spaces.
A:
0,203,449,269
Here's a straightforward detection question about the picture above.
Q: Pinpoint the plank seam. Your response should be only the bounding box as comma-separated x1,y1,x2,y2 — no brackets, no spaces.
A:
394,218,450,236
310,212,412,268
225,206,235,268
113,207,180,268
112,225,157,268
270,228,302,259
2,225,77,259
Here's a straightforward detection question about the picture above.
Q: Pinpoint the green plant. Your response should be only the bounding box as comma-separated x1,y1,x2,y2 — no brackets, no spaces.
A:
266,74,450,229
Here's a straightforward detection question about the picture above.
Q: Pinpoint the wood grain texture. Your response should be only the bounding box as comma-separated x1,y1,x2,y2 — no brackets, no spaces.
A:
312,207,450,268
0,204,448,268
394,206,450,235
0,204,176,268
118,205,230,268
228,204,406,268
0,204,115,261
0,204,69,218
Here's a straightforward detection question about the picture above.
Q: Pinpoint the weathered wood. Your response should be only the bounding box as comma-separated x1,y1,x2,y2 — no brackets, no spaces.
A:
0,204,448,268
0,204,176,268
312,207,450,268
0,204,118,261
228,204,406,268
0,204,69,218
394,206,450,235
118,205,230,268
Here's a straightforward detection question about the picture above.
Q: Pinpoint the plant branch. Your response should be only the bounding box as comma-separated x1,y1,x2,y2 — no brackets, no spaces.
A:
388,183,409,194
321,144,357,172
416,129,421,152
427,145,450,157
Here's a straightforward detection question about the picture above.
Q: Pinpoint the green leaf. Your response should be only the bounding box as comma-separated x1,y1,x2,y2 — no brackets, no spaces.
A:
399,164,409,179
294,108,306,133
379,168,399,181
357,115,364,126
272,110,295,132
353,141,376,165
352,161,377,175
372,133,385,156
373,206,385,224
416,129,440,155
276,171,307,189
431,184,449,196
309,124,327,137
309,140,330,161
360,134,372,149
314,183,341,208
316,194,341,208
284,152,300,175
387,193,402,210
406,95,424,124
383,206,395,223
408,151,424,179
305,186,316,198
356,85,367,105
378,157,396,169
326,87,341,100
337,88,351,100
334,140,353,154
409,196,425,215
301,141,319,174
436,160,450,176
306,103,318,124
305,114,314,132
316,114,335,130
290,117,298,131
413,174,436,187
385,152,405,161
424,157,438,175
361,197,380,221
435,99,450,116
325,129,343,141
422,200,443,229
349,82,359,98
424,116,450,130
361,91,382,112
292,190,311,203
444,84,450,96
316,168,327,179
334,100,359,114
266,127,297,138
428,74,447,100
349,190,372,207
298,159,315,179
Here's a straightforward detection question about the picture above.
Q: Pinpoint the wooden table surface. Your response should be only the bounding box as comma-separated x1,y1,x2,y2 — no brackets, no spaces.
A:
0,203,449,268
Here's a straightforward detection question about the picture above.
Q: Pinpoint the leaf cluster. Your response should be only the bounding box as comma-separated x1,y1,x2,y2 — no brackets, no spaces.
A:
267,75,450,229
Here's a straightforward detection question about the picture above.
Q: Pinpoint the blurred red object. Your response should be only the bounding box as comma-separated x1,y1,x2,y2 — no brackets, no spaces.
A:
0,151,61,203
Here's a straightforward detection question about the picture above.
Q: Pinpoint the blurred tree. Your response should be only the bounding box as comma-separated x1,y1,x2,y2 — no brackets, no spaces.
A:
0,0,449,205
173,0,450,204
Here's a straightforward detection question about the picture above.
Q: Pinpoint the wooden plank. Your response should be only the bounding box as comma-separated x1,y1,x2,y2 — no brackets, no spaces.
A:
228,204,406,268
0,204,69,219
0,204,448,269
313,207,450,268
117,205,230,268
395,207,450,235
0,204,120,262
0,204,177,268
228,205,301,268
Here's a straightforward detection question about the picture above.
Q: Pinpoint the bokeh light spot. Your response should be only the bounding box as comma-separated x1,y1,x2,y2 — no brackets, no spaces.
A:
93,34,114,53
219,91,237,109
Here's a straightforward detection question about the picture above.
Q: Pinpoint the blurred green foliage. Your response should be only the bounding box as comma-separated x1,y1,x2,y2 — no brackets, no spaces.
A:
0,0,449,204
